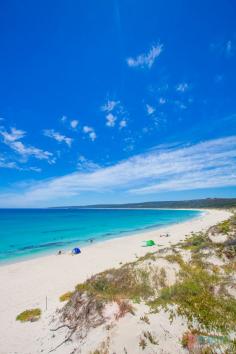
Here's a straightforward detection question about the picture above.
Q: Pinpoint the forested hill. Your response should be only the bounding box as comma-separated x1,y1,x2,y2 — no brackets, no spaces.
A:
51,198,236,209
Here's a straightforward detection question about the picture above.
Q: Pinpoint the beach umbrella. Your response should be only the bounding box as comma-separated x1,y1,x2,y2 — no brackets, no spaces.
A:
72,247,81,254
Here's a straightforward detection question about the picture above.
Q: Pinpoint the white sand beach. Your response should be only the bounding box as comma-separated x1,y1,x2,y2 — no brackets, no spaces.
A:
0,209,231,354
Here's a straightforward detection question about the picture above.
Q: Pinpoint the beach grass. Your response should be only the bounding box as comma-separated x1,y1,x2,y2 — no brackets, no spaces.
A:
75,265,153,303
56,212,236,352
16,308,41,322
59,291,74,302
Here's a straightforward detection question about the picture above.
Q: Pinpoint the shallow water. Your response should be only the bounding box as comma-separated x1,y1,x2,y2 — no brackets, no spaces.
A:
0,208,201,263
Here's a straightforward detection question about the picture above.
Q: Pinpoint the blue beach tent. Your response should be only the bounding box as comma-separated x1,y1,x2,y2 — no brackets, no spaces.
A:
72,247,81,255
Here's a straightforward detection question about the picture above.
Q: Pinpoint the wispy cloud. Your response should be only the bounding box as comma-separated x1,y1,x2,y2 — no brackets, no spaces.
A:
61,115,67,122
101,100,119,112
127,43,163,69
174,100,187,110
11,142,53,161
226,40,232,55
146,104,156,115
77,155,100,172
176,82,189,92
43,129,73,147
159,97,166,105
119,119,127,129
0,136,235,207
28,166,42,172
210,39,234,57
101,99,128,129
70,120,79,129
83,126,97,141
106,113,116,127
0,127,54,162
0,156,19,170
1,127,25,142
0,155,42,172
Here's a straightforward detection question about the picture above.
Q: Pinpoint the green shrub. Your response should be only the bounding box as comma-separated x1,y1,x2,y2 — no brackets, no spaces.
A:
139,338,147,350
218,220,230,234
16,308,41,322
140,315,150,324
149,263,236,333
182,232,211,253
76,266,153,302
143,331,158,345
59,291,74,302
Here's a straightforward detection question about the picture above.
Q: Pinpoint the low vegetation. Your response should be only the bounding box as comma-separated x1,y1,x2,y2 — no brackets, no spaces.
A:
149,259,236,333
16,308,41,322
139,338,147,350
59,291,74,302
181,232,212,253
54,212,236,352
140,315,150,324
143,331,158,345
75,265,153,302
217,219,231,234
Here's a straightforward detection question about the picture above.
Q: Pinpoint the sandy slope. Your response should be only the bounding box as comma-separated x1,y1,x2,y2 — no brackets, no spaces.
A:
0,209,231,354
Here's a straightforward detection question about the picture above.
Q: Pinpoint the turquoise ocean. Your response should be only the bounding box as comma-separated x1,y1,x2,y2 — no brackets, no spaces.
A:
0,208,201,264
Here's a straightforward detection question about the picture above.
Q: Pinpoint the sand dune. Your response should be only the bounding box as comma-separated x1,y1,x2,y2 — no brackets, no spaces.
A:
0,209,231,354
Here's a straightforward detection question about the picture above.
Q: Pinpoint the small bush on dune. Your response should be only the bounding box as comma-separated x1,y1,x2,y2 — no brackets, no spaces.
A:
143,331,158,345
139,338,147,350
150,262,236,333
59,291,74,302
76,265,153,303
140,315,150,324
217,220,231,234
182,232,211,253
16,308,41,322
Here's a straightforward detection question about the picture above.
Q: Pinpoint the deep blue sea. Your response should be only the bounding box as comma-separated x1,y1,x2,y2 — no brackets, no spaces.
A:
0,208,201,264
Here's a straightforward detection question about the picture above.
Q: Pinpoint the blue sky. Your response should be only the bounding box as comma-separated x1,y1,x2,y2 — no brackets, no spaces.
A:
0,0,236,207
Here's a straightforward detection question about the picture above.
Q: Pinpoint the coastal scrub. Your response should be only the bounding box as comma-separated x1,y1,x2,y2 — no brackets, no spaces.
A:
16,308,41,322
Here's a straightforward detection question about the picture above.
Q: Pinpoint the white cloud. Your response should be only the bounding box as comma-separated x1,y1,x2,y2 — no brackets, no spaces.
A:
210,40,234,57
101,100,119,112
102,100,128,129
0,155,42,172
28,166,42,173
83,126,93,133
146,104,155,115
89,131,97,141
1,127,26,142
127,43,163,69
10,141,54,160
159,97,166,104
43,129,73,147
70,120,79,129
83,125,93,133
106,113,116,127
0,127,54,162
176,83,189,92
0,156,19,170
1,136,236,207
83,126,97,141
77,155,100,171
119,119,127,128
61,115,67,122
226,40,233,56
174,100,187,110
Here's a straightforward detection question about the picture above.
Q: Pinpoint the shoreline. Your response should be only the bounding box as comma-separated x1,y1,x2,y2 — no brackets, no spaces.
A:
0,208,231,354
0,208,204,267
